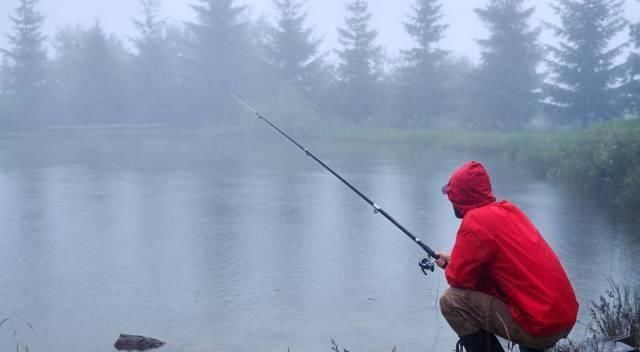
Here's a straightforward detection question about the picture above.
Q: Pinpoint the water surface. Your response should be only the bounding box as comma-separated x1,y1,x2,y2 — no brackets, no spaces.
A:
0,131,637,351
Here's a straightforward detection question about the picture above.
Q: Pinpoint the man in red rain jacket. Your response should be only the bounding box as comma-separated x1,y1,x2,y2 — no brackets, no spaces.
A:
436,161,578,352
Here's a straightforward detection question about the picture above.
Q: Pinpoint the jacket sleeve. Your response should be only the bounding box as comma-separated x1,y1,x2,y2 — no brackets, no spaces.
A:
445,214,497,291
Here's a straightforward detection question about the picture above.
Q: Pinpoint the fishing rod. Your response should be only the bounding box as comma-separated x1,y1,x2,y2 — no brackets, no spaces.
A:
230,93,440,276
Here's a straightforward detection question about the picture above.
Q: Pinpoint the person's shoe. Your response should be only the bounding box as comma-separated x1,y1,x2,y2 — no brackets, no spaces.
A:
456,330,505,352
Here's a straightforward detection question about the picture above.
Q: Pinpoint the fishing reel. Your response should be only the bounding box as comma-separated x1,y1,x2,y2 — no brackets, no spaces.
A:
419,258,435,276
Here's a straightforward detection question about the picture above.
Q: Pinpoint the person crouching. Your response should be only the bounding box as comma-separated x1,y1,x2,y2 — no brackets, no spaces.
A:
436,161,578,352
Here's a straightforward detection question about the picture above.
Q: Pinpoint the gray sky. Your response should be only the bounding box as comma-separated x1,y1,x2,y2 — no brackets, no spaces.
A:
0,0,638,62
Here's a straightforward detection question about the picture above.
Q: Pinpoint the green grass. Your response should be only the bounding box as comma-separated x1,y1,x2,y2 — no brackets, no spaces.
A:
509,120,640,215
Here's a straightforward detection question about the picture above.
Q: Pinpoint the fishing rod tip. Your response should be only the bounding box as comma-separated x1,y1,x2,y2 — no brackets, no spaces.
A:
229,93,259,116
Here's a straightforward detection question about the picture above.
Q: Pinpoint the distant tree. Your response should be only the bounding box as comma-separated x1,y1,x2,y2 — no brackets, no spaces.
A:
268,0,322,92
396,0,449,127
78,22,130,124
472,0,541,130
626,5,640,115
50,22,130,125
163,24,192,122
185,0,250,123
130,0,177,123
633,6,640,51
441,56,476,127
0,0,48,128
335,0,382,124
0,58,9,118
0,56,9,95
48,26,82,125
546,0,628,126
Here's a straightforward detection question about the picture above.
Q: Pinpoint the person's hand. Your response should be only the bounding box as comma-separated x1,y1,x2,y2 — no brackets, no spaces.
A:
436,252,451,269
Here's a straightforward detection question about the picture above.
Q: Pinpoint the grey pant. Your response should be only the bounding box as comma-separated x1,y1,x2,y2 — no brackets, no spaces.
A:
440,288,571,349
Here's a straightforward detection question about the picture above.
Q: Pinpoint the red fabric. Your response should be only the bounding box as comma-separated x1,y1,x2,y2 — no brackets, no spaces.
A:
444,161,579,337
445,161,497,216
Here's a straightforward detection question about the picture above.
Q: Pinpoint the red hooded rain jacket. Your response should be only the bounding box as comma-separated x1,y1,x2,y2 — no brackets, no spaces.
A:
444,161,579,337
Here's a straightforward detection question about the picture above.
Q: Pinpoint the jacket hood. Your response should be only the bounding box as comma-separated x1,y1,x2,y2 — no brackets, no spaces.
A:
444,161,496,216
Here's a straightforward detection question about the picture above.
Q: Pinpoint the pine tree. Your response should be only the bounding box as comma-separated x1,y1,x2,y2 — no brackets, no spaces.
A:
131,0,176,123
132,0,165,63
0,56,9,97
186,0,249,123
633,7,640,50
396,0,449,126
627,6,640,114
472,0,541,130
81,22,130,124
50,22,130,125
1,0,48,127
335,0,382,123
0,59,9,118
546,0,628,126
269,0,321,91
49,26,83,125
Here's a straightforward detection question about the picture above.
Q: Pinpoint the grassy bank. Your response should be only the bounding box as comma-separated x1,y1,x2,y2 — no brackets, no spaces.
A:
333,119,640,216
553,281,639,352
508,120,640,216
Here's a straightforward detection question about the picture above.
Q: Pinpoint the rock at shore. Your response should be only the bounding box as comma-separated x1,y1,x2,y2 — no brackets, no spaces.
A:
114,334,165,351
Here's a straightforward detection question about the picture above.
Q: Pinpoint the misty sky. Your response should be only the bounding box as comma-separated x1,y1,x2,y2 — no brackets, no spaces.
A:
0,0,638,63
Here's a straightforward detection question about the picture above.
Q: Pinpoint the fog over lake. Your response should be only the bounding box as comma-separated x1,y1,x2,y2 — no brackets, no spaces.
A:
1,0,640,351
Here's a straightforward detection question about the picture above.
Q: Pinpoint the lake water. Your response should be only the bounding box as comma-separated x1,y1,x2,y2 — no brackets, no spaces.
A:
0,130,638,352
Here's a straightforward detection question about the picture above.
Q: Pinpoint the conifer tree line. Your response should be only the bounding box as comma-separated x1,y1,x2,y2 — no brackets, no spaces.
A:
0,0,639,130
